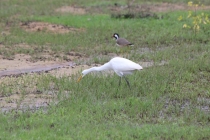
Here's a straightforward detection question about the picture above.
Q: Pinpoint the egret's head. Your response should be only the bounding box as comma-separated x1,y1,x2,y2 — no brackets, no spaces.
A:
139,65,143,70
77,69,89,82
112,33,119,39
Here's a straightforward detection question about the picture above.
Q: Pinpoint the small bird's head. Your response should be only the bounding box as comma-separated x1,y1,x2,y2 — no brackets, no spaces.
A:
112,33,119,39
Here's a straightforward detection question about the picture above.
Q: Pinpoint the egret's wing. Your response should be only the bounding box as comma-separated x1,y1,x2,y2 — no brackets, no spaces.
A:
111,57,143,71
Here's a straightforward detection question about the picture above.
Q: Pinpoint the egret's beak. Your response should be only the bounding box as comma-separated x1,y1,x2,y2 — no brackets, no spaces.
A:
77,75,83,83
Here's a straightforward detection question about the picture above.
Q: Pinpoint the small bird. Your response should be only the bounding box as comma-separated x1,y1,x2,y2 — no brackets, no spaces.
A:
77,57,143,89
112,33,134,47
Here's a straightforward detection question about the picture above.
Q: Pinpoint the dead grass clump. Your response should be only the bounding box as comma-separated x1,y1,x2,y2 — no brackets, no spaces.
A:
111,11,158,19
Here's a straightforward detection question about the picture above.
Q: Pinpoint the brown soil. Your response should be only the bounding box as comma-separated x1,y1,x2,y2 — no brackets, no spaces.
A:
0,93,55,113
55,6,86,14
0,53,92,112
20,22,85,34
107,2,210,14
0,53,86,77
140,3,210,12
140,3,187,13
55,3,196,14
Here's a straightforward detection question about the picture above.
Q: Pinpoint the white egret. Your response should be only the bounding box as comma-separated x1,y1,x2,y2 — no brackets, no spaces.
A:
77,57,143,89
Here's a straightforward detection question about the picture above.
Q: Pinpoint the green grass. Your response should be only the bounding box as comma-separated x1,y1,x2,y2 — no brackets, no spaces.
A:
0,0,210,139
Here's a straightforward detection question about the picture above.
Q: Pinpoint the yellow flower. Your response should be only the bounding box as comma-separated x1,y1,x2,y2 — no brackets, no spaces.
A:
187,11,192,18
188,1,193,6
198,17,202,23
193,24,200,31
205,15,209,23
193,20,197,25
183,24,188,28
178,16,183,21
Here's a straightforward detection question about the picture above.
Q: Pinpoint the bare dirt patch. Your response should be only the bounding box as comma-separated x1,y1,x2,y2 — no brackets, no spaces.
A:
55,6,86,14
0,93,55,113
21,22,85,34
110,2,210,14
0,53,90,112
140,3,187,13
139,3,210,13
0,54,78,77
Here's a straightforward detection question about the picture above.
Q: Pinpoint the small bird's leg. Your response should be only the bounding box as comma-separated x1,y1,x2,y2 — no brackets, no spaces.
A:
123,76,131,90
118,77,122,87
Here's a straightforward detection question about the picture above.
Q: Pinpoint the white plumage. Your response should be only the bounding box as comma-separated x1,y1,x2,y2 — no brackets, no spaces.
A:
77,57,143,89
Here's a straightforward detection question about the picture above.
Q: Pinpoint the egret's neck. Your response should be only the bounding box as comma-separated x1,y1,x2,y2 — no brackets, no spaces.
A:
82,62,111,76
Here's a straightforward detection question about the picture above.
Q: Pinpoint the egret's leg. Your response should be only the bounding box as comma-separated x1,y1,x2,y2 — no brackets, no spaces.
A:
118,77,122,87
123,76,131,90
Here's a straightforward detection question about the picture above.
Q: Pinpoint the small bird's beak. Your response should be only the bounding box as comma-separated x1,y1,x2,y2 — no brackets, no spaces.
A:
77,75,83,83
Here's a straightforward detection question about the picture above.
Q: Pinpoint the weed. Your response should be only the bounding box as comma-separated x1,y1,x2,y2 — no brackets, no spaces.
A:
178,1,210,36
